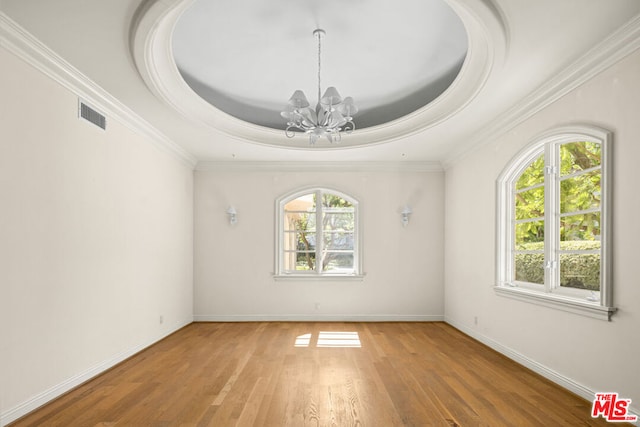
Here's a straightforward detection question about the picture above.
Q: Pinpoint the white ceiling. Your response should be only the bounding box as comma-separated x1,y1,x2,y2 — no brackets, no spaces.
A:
171,0,468,130
2,0,640,164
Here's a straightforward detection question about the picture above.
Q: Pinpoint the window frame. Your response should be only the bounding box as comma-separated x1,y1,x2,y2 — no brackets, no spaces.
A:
274,187,363,280
495,125,615,320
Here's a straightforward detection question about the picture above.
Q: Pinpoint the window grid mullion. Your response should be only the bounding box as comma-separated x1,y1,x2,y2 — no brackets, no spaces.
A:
515,216,544,225
544,143,559,292
315,190,323,275
559,164,601,180
515,182,545,194
559,207,600,218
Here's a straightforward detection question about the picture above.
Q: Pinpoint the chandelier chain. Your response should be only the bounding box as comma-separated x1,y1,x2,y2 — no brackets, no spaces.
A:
316,30,322,108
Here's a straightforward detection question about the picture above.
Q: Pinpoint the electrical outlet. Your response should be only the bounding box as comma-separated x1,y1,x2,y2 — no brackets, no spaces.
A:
314,303,320,310
160,315,164,324
474,316,478,326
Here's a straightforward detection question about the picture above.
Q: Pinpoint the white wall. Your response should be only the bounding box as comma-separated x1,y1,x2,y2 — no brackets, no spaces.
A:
444,49,640,408
194,166,444,321
3,7,637,425
0,46,194,423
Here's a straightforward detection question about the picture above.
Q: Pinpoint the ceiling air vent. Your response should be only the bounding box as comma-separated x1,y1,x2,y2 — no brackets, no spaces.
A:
79,100,106,130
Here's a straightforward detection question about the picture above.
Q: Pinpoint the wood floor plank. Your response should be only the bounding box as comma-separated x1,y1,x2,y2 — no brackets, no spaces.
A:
8,322,629,426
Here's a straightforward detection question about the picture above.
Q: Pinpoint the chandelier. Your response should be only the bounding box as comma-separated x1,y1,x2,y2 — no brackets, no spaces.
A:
281,29,358,144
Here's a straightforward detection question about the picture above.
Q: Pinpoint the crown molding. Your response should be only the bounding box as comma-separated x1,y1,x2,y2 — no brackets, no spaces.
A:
195,161,443,173
0,12,197,168
442,13,640,169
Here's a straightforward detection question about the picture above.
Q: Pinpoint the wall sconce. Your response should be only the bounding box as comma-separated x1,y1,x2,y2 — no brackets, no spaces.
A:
401,206,412,227
227,207,237,225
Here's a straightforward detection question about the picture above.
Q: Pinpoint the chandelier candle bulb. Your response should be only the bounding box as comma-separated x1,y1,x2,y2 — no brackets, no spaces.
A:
281,29,357,144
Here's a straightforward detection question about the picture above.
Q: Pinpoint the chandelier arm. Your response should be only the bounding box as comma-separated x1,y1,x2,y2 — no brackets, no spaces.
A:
285,125,301,138
319,109,329,127
343,120,356,134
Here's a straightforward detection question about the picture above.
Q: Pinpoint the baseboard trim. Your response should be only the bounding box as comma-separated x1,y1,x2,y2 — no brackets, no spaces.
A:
444,317,639,420
0,318,193,426
193,314,444,322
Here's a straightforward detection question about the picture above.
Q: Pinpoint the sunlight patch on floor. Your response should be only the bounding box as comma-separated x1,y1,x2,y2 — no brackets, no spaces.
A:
294,331,362,348
294,333,312,347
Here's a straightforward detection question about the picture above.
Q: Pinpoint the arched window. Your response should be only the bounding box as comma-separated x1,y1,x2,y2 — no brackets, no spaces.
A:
276,188,361,277
495,126,615,320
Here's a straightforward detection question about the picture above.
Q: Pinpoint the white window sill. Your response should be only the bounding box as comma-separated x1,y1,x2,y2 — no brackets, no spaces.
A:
494,285,616,321
273,273,366,282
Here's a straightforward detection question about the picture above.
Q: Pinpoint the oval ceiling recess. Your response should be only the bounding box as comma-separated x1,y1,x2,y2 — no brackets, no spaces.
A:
132,0,506,149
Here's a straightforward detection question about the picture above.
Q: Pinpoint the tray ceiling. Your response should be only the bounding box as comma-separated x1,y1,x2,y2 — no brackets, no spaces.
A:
2,0,640,161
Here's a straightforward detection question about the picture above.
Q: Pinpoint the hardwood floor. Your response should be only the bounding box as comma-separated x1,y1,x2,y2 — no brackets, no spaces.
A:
10,322,620,426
